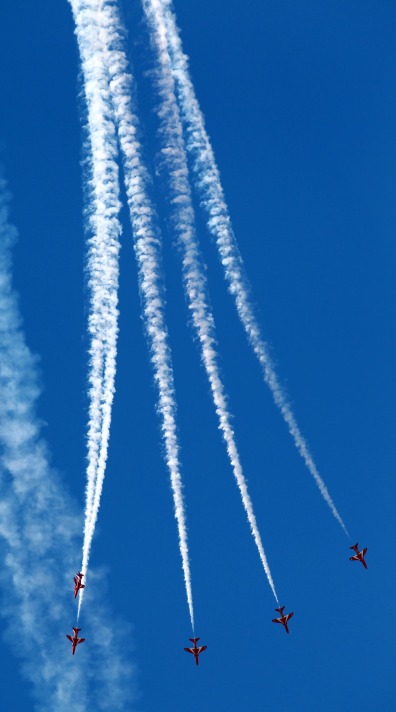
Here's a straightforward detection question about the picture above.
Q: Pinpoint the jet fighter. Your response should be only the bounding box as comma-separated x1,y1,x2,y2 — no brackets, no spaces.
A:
73,572,85,599
66,627,86,655
272,606,294,634
184,637,207,666
349,543,368,569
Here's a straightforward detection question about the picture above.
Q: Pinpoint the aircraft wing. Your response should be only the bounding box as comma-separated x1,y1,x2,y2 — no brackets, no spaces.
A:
363,548,368,556
66,635,73,642
349,554,358,561
272,617,282,624
285,612,294,622
197,646,207,654
77,638,85,645
184,647,194,654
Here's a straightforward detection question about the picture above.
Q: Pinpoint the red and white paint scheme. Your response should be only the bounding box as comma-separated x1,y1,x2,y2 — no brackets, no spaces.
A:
349,543,368,569
73,572,85,599
272,606,294,634
184,637,207,666
66,627,86,655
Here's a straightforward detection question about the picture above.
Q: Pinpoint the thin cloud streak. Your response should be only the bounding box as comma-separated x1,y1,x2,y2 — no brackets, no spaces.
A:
0,177,137,710
142,0,279,601
93,0,195,629
160,0,348,535
68,0,122,615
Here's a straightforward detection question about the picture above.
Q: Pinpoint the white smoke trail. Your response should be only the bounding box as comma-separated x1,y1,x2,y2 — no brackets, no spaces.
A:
83,0,196,628
159,0,348,536
68,0,122,615
0,177,136,710
142,0,279,601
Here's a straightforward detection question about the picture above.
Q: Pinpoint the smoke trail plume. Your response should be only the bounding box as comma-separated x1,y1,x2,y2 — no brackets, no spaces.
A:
159,0,348,535
68,0,122,614
142,0,279,600
0,177,136,710
85,0,196,628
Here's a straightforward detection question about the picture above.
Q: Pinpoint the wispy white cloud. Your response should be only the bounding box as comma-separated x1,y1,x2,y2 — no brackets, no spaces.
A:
160,0,348,535
0,177,137,710
141,0,279,601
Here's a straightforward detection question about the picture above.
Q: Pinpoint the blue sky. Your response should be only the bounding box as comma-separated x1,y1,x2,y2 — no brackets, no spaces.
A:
0,0,395,710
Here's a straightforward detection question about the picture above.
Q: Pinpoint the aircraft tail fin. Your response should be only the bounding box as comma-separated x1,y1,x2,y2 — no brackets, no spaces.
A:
189,637,199,644
350,543,358,550
275,607,285,615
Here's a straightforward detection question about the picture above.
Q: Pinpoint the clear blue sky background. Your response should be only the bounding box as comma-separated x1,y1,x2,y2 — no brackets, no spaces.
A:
0,0,395,709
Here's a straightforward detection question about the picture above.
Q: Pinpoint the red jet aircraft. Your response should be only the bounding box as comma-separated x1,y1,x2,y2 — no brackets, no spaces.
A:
184,638,207,666
73,572,85,599
349,543,368,569
66,627,86,655
272,606,294,634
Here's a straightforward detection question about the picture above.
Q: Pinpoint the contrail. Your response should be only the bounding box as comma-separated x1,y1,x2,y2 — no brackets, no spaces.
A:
159,0,348,536
0,176,137,711
142,0,279,601
68,0,122,615
88,0,196,629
